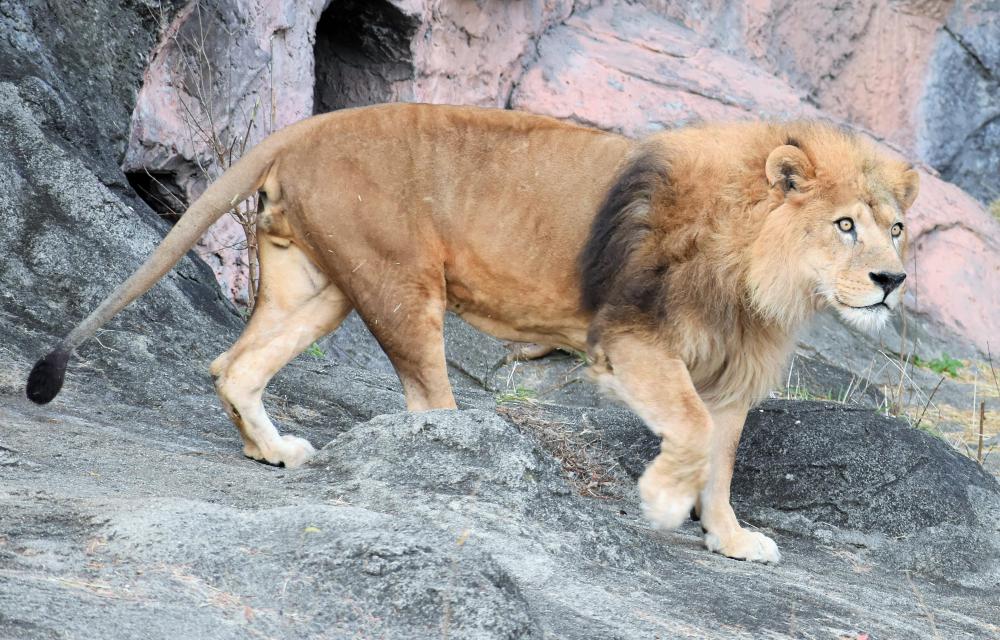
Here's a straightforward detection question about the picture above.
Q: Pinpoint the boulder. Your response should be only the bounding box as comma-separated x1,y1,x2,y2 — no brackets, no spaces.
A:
0,0,238,407
99,500,541,639
514,399,1000,588
4,394,999,638
735,401,1000,589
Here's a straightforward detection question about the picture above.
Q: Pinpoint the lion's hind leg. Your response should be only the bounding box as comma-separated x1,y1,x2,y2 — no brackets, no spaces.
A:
349,266,456,412
590,333,710,530
210,237,352,468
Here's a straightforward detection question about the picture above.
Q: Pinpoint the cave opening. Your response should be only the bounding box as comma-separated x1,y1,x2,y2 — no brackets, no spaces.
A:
125,169,188,224
313,0,419,114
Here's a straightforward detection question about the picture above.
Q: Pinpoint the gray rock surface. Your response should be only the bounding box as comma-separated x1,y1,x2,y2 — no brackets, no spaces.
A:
509,398,1000,587
736,402,1000,588
920,0,1000,204
0,0,235,404
4,389,1000,639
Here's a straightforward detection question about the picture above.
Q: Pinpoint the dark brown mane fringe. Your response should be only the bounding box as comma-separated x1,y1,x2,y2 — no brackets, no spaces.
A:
579,150,669,311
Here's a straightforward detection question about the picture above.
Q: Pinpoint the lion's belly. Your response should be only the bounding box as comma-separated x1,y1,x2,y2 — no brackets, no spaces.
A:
444,263,590,351
450,306,589,352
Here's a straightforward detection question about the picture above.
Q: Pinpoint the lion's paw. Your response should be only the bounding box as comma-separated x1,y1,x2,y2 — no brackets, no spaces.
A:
242,440,262,460
246,435,316,469
639,478,697,531
705,529,781,564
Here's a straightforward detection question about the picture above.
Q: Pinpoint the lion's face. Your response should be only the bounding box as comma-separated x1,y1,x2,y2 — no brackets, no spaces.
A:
807,197,908,331
752,141,919,332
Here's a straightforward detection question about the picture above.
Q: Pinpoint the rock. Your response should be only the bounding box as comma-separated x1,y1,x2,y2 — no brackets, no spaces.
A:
511,2,820,133
0,0,239,407
100,500,541,639
123,0,578,304
919,0,1000,205
644,0,943,151
901,168,1000,354
5,396,999,638
122,0,331,305
734,401,1000,589
646,0,1000,205
0,0,181,183
505,398,1000,590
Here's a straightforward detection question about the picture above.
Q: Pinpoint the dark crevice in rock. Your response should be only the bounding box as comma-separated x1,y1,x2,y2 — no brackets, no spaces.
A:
313,0,419,113
505,3,580,110
911,219,992,245
942,24,996,82
125,169,187,224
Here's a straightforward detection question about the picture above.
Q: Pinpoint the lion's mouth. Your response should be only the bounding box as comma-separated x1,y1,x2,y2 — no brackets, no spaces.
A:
834,297,890,312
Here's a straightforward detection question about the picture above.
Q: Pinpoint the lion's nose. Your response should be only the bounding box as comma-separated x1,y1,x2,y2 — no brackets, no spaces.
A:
869,271,906,296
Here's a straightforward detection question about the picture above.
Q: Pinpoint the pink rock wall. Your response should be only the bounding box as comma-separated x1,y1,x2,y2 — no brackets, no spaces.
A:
124,0,329,304
642,0,948,151
406,0,585,105
643,0,1000,205
123,0,1000,352
904,174,1000,349
124,0,581,304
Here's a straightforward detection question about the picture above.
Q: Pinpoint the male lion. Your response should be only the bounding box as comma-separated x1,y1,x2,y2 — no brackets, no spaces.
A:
27,104,917,563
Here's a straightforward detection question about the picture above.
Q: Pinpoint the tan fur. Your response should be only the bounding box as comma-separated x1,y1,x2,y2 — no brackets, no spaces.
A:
45,104,918,564
504,343,558,364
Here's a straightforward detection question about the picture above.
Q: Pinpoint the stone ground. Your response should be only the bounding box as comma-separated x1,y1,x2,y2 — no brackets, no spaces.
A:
2,350,999,639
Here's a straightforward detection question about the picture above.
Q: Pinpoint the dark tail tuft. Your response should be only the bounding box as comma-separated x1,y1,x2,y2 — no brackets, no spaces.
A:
26,349,71,404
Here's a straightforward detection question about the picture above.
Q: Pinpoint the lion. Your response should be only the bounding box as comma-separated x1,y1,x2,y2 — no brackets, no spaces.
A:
26,104,918,564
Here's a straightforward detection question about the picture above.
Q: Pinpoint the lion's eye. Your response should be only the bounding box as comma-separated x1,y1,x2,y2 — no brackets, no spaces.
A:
891,222,904,238
836,218,855,233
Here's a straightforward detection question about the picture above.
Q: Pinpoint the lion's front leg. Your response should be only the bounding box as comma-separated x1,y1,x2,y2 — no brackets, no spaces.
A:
591,334,710,531
699,403,781,564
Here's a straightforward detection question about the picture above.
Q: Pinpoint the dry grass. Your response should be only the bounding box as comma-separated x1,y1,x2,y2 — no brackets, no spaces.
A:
777,338,998,470
496,404,621,499
906,357,1000,464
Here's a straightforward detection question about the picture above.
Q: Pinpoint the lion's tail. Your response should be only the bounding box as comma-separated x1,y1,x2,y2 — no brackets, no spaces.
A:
26,133,283,405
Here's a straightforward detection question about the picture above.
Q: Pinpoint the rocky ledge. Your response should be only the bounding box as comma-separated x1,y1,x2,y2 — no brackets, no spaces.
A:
1,357,998,638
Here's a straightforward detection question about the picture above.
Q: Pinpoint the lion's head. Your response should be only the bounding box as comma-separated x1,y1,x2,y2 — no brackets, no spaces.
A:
748,127,920,332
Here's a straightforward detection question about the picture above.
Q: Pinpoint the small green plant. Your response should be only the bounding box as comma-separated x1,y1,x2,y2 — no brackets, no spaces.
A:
496,386,538,404
782,385,818,401
913,419,946,440
780,385,840,403
305,342,326,359
912,354,963,378
989,198,1000,223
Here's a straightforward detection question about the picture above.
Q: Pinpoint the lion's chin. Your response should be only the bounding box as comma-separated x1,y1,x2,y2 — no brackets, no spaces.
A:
834,302,892,333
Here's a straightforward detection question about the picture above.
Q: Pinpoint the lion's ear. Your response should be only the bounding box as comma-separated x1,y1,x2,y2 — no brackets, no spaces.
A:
896,166,920,209
765,145,812,194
